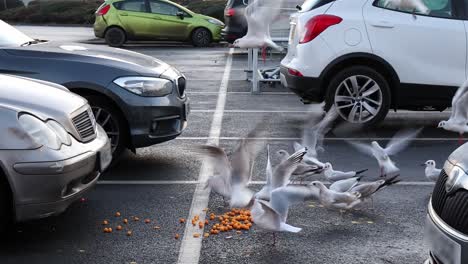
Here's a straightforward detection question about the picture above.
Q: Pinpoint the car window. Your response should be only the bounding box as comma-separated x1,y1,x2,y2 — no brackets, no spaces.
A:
300,0,334,12
375,0,453,18
149,1,182,16
114,0,147,13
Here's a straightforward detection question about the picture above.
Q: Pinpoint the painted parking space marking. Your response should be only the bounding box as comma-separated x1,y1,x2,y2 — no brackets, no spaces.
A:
176,48,234,264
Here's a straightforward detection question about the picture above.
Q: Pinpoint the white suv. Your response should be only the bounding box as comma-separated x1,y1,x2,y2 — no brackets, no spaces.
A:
281,0,466,125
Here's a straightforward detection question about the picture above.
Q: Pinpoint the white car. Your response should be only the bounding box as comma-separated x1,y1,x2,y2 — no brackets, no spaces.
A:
281,0,465,125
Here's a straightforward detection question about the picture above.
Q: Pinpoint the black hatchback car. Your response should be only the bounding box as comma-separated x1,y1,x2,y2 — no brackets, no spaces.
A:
0,20,189,159
222,0,248,43
425,142,468,264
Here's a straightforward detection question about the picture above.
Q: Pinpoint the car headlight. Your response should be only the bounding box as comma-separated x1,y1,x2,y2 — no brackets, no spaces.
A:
46,120,72,146
113,77,173,97
207,18,224,26
18,114,64,150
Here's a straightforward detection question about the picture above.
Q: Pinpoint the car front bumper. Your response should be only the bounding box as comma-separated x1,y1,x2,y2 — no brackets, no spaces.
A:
280,66,323,102
7,125,111,222
107,82,190,149
425,199,468,264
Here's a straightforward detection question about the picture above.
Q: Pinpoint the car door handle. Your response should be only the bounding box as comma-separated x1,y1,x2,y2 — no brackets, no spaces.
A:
120,12,128,16
370,21,395,28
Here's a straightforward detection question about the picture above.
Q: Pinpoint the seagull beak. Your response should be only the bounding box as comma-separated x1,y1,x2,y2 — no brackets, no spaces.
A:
420,163,426,167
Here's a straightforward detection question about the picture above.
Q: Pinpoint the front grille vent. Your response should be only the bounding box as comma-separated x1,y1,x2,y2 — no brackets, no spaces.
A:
432,169,468,235
72,107,96,142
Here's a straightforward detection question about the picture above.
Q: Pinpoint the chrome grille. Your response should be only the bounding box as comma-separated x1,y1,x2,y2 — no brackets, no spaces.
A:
72,107,96,142
432,170,468,234
177,77,186,97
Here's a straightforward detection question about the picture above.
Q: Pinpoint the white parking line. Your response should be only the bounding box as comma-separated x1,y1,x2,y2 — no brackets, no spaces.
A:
177,48,233,264
176,137,460,141
188,91,294,95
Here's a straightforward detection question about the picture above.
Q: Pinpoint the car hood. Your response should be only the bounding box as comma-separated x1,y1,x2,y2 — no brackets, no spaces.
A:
0,74,86,123
3,41,172,77
448,143,468,174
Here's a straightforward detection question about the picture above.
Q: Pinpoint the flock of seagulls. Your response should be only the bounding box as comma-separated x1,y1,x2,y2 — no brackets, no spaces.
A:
204,0,468,243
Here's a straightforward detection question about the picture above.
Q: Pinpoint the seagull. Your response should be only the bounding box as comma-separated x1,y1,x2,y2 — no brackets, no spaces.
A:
293,104,339,169
421,160,442,182
382,0,430,14
269,185,320,222
323,162,368,182
251,184,319,245
232,0,284,51
329,177,362,193
349,175,401,209
438,79,468,144
194,123,268,208
311,181,362,211
255,146,308,201
348,128,422,177
276,149,321,183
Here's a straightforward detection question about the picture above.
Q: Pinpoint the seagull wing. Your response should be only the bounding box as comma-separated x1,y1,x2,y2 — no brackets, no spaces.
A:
194,145,231,178
270,185,319,222
384,128,421,156
251,199,282,231
330,177,360,192
271,148,307,189
347,141,374,157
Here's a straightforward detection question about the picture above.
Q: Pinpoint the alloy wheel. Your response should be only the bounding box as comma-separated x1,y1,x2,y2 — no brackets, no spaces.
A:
334,75,383,123
195,30,210,46
92,106,120,153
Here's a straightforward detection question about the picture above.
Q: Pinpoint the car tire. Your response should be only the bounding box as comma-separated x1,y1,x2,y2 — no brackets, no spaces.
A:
105,27,126,47
85,95,128,161
325,66,391,127
0,175,12,236
191,28,212,47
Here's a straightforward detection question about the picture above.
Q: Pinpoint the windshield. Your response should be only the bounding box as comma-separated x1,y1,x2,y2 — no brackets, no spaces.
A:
300,0,334,12
0,20,34,47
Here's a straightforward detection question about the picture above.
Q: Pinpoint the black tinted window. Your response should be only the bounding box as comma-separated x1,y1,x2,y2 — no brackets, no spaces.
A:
375,0,454,19
300,0,334,12
114,0,147,12
149,0,181,16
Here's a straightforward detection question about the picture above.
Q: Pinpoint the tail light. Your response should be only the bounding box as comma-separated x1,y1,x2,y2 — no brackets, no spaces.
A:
300,15,342,44
225,8,235,17
96,4,111,16
288,68,303,77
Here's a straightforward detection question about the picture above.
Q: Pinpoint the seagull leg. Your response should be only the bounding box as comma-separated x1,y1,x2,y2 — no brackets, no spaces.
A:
261,46,267,64
459,134,464,145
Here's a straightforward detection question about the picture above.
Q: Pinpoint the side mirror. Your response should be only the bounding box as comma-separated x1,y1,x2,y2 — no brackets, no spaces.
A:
176,11,184,19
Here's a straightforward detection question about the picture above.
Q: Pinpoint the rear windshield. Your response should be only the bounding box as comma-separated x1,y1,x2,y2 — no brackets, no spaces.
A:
300,0,334,12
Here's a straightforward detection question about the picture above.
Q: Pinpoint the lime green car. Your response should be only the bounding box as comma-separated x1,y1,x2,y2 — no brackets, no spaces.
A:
94,0,225,47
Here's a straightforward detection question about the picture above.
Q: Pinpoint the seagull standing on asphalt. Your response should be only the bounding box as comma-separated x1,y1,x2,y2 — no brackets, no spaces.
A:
311,181,362,211
438,79,468,144
232,0,284,51
194,123,268,208
382,0,430,14
323,162,368,182
255,146,308,201
348,128,421,178
252,184,320,245
329,177,362,193
422,160,442,182
349,175,400,209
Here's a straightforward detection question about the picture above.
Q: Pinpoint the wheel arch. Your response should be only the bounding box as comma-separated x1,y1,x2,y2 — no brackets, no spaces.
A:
66,86,134,152
190,27,212,42
319,53,400,109
104,25,129,40
0,161,15,221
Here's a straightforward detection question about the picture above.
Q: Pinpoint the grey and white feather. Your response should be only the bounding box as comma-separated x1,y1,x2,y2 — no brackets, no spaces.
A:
323,162,368,182
422,160,442,182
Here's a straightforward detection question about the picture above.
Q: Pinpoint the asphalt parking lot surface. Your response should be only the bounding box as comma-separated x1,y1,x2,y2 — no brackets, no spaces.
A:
2,27,459,264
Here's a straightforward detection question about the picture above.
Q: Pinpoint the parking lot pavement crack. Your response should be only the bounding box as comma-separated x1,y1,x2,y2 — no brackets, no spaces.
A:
177,48,233,264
